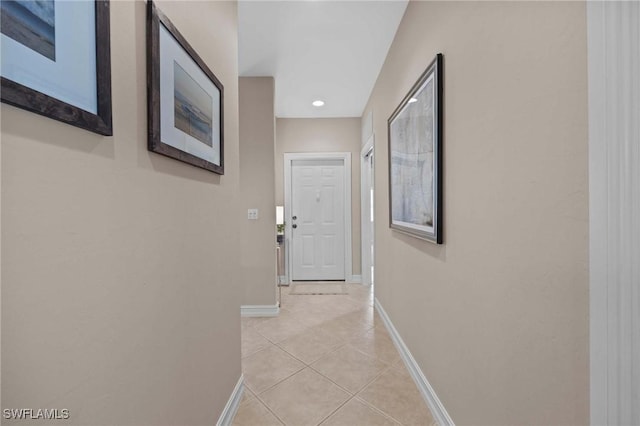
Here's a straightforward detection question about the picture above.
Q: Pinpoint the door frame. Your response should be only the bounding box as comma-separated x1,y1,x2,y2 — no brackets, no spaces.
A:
360,135,374,286
284,152,352,284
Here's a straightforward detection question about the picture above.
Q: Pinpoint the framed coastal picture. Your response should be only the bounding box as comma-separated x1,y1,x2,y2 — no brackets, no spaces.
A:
147,1,224,175
0,0,112,135
388,53,443,243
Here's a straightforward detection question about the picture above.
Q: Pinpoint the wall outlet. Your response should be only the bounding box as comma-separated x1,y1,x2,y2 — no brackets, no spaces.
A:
248,209,259,220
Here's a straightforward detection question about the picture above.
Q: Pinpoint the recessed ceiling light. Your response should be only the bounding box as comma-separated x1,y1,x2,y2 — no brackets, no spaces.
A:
312,100,325,107
408,98,418,104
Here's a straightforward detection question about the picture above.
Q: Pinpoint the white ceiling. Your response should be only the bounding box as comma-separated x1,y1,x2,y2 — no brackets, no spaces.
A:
238,1,408,118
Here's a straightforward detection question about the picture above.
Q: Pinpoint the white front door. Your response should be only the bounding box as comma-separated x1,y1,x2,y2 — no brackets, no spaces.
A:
291,159,345,280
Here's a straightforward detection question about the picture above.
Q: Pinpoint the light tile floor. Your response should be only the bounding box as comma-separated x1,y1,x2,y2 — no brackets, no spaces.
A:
234,284,437,426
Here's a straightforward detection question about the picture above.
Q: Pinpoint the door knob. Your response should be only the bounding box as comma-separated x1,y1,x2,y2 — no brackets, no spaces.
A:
292,224,297,229
292,216,297,220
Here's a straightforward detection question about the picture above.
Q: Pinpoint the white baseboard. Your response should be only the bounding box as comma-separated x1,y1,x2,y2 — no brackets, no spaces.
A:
349,274,362,283
216,374,244,426
375,299,455,426
241,304,280,317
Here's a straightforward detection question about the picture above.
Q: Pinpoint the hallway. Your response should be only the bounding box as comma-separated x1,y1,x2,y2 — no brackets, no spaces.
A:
235,284,436,426
4,1,638,424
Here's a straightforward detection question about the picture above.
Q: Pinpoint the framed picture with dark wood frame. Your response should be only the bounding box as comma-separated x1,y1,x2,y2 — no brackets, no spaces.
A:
388,53,443,243
147,1,224,175
0,0,112,136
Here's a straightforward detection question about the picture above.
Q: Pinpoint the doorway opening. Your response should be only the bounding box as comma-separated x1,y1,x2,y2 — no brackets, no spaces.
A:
361,135,375,287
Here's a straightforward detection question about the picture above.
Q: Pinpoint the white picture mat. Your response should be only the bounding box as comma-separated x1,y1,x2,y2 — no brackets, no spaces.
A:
389,72,436,235
159,23,221,166
0,0,97,114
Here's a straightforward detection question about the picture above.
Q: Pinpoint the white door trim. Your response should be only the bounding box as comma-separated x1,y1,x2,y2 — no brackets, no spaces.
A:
284,152,352,283
360,135,374,286
587,2,640,424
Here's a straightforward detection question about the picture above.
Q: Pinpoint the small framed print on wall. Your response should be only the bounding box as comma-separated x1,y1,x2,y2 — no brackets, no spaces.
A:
388,53,443,243
147,1,224,175
0,0,113,135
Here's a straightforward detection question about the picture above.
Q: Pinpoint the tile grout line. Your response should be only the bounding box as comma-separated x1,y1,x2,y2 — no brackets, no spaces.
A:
252,365,354,426
351,395,404,426
255,324,315,346
312,363,402,426
240,336,273,359
314,394,358,426
352,366,434,426
305,349,396,399
344,340,396,367
275,339,348,367
246,361,306,397
250,390,288,426
306,364,358,396
241,340,277,361
239,285,431,426
308,348,393,390
286,316,398,393
350,365,412,425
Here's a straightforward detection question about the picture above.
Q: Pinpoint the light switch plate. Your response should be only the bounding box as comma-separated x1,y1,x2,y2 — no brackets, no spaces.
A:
248,209,259,220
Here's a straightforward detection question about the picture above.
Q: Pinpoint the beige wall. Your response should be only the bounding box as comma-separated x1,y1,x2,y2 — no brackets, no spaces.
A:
1,1,241,425
365,2,589,424
276,118,362,276
239,77,277,306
